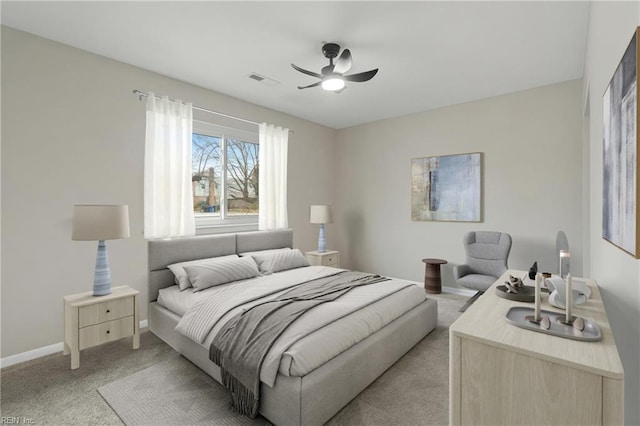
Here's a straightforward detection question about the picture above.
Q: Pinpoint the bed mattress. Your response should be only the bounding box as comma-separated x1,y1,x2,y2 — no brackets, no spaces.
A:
159,266,427,387
156,266,348,316
157,284,201,316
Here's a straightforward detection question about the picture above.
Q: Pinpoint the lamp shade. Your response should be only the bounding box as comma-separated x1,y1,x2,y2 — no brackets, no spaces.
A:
72,205,130,241
310,205,332,224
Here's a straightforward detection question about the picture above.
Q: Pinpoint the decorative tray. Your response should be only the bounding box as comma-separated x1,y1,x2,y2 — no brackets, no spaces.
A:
505,306,602,342
496,285,535,302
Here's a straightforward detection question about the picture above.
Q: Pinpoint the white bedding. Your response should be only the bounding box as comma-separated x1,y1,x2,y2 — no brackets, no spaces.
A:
169,266,427,387
157,285,198,316
158,266,349,324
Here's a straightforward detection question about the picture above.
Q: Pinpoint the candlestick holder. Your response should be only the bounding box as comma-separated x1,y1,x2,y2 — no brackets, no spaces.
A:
555,315,585,331
525,314,541,324
525,314,551,330
506,307,601,341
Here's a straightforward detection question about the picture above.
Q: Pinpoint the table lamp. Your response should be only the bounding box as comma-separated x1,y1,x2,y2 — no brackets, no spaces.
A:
310,205,332,253
72,205,130,296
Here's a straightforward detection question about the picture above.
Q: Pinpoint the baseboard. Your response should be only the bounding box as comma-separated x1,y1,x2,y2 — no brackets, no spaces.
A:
0,319,149,369
384,275,477,297
0,342,65,369
441,286,477,297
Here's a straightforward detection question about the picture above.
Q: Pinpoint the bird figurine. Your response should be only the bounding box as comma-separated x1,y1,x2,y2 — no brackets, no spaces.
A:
505,282,519,294
528,261,538,280
509,275,524,287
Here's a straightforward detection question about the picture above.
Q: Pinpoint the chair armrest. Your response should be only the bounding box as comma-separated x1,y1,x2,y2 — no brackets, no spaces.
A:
453,264,471,281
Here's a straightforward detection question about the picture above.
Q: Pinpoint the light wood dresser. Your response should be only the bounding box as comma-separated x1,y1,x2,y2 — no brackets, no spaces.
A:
305,250,340,267
449,270,624,425
64,285,139,369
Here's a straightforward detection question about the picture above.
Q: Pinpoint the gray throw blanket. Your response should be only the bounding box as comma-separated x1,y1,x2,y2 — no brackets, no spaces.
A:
209,271,389,417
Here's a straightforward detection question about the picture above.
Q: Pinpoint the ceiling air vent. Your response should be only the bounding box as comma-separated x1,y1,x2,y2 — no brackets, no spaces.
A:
246,72,280,87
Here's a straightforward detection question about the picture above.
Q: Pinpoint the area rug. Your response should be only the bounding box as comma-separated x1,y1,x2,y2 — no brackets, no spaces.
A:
98,354,270,425
98,293,464,426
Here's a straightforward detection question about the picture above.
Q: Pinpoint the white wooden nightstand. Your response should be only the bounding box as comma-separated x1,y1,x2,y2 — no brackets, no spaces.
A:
305,250,340,267
63,286,139,369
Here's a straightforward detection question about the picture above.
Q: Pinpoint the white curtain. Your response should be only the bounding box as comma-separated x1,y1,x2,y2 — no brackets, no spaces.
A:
144,93,195,239
259,123,289,230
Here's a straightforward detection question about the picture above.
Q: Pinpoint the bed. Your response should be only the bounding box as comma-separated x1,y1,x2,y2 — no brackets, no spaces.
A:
148,229,437,425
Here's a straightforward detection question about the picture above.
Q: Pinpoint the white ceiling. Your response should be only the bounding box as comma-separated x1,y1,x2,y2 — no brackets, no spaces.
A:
1,1,590,129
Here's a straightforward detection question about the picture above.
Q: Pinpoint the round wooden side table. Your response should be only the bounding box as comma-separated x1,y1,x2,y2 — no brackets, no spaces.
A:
422,258,448,294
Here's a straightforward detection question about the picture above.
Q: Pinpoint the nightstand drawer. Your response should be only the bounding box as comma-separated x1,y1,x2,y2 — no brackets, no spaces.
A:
79,316,134,350
324,255,339,266
79,297,134,328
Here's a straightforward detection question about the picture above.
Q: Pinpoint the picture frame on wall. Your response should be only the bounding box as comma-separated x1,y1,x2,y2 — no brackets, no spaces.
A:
603,26,640,258
411,152,482,222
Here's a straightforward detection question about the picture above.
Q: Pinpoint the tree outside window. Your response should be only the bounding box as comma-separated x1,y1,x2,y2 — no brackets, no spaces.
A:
192,132,258,218
226,139,258,215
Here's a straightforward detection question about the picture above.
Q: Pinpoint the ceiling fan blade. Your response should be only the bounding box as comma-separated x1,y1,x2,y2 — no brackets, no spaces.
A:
291,63,323,79
343,69,379,82
297,81,322,90
333,49,352,74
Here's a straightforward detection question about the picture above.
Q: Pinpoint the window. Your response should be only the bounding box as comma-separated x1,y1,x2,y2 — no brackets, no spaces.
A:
192,123,259,230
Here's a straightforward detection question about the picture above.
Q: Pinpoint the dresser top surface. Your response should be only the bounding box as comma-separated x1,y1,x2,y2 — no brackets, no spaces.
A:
450,270,624,379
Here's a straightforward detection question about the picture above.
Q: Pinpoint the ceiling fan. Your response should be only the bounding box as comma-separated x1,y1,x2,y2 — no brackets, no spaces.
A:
291,43,379,93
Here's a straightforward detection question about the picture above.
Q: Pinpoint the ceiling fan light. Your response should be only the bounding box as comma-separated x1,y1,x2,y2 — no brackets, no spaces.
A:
322,78,345,91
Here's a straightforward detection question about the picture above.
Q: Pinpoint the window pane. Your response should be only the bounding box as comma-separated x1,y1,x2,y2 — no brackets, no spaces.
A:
192,133,221,215
226,139,259,216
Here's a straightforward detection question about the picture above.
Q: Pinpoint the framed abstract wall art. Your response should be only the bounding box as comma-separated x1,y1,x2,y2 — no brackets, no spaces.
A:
603,27,640,258
411,152,482,222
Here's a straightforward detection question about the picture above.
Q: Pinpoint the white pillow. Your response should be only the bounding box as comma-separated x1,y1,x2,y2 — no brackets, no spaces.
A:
168,254,239,291
250,248,310,274
184,256,260,292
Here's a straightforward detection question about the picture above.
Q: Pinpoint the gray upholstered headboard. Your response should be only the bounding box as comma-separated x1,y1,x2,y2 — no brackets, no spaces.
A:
147,229,293,302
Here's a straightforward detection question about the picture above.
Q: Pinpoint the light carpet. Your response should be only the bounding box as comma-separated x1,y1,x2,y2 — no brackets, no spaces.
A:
97,293,464,425
98,354,269,425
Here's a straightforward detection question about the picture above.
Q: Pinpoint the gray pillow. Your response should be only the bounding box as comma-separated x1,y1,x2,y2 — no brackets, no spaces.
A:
250,248,310,274
184,256,260,292
168,254,239,291
239,247,292,258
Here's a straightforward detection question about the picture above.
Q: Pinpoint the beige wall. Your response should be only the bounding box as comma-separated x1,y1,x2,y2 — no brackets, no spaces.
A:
583,2,640,423
3,13,639,425
0,27,337,358
335,80,583,287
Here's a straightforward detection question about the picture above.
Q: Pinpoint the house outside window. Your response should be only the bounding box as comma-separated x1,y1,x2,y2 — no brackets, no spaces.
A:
192,122,259,232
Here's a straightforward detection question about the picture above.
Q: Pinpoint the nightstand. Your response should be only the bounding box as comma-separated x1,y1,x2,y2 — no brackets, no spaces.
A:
306,250,340,267
63,286,139,369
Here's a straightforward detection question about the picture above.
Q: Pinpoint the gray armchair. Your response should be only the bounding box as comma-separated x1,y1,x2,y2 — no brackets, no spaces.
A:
453,231,512,293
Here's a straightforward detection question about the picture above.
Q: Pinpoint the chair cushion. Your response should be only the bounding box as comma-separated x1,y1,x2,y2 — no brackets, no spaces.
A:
457,274,498,291
463,231,512,277
468,257,508,277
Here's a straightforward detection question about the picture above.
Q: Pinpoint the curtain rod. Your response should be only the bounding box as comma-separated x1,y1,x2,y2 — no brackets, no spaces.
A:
133,89,295,135
132,89,294,134
133,89,258,125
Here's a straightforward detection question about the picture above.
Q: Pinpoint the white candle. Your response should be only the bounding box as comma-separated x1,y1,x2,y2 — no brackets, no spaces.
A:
559,250,570,278
566,273,572,323
535,273,541,321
